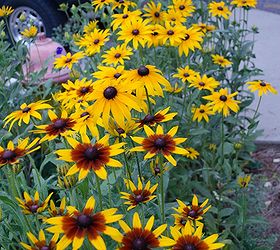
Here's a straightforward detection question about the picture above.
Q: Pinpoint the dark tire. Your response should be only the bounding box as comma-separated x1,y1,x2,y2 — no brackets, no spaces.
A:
3,0,67,41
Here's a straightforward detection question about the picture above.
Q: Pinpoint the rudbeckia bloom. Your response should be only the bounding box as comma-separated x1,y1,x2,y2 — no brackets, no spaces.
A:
111,8,142,31
192,104,215,122
20,230,59,250
92,65,126,85
209,1,231,19
32,110,78,142
92,0,112,11
246,80,278,96
212,54,232,67
120,178,158,210
56,134,125,180
165,82,184,94
0,5,14,17
3,100,52,131
203,88,240,116
54,51,84,70
83,20,99,33
163,8,186,25
16,191,53,214
189,74,220,92
48,197,67,217
117,212,174,249
21,26,38,39
193,22,216,33
169,221,225,249
171,0,196,17
143,1,164,24
157,22,186,46
177,26,204,56
184,147,200,160
147,24,164,47
122,65,170,97
173,66,199,83
0,138,40,167
111,0,137,10
137,107,177,127
102,44,133,66
117,18,152,49
231,0,257,8
46,196,123,250
131,125,188,166
173,195,211,228
237,175,251,188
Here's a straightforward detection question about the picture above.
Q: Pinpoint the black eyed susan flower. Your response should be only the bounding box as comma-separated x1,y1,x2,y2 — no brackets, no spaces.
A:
46,196,123,250
237,175,251,188
184,147,200,160
56,134,125,180
163,8,186,25
118,212,174,249
111,8,142,31
189,74,220,92
57,164,78,189
165,82,184,94
21,26,38,39
150,157,170,176
178,26,204,57
122,64,170,97
143,1,164,24
169,221,225,249
209,1,231,19
147,24,164,47
171,0,196,17
102,44,133,66
111,0,137,10
0,138,40,168
83,20,99,33
246,80,278,96
92,65,126,85
137,107,177,127
54,51,84,70
173,66,199,83
231,0,257,8
117,18,152,49
48,197,67,218
32,110,78,142
20,230,59,250
212,54,232,67
158,22,186,46
193,22,216,33
16,191,53,215
192,104,215,122
0,5,14,17
3,100,52,131
203,88,240,116
173,195,211,225
131,125,188,166
92,0,112,11
120,178,158,210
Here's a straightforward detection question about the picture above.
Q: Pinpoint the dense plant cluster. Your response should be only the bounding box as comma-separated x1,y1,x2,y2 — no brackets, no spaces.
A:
0,0,278,249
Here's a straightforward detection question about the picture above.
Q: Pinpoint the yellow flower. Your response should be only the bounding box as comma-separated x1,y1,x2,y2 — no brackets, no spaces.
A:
203,88,240,116
246,80,278,96
143,1,164,24
92,65,126,85
56,134,125,180
157,22,186,46
212,54,232,67
209,143,217,151
3,100,52,131
118,212,174,248
173,66,199,83
46,196,123,250
163,7,186,25
165,82,184,94
184,147,200,160
20,230,59,250
48,197,67,217
0,5,14,17
131,125,188,166
231,0,257,8
120,178,158,210
16,191,53,215
21,26,38,39
189,74,220,92
102,44,133,66
237,175,251,188
117,18,152,49
54,51,84,70
170,0,196,17
111,8,142,31
92,0,112,11
192,104,215,122
147,24,164,47
83,20,99,33
193,22,216,33
111,0,137,10
209,1,231,19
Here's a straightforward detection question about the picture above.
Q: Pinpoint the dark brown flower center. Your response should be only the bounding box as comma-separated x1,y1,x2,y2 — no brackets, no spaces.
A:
116,128,125,134
167,30,174,35
183,73,190,77
183,244,196,250
103,86,117,99
53,119,67,129
154,138,166,149
2,150,16,160
132,29,140,35
188,210,197,218
77,214,92,228
180,218,187,225
84,147,99,160
80,87,89,94
142,114,154,123
152,31,159,36
183,34,190,40
134,194,144,203
80,112,90,118
94,39,100,44
114,53,121,58
171,18,176,21
154,11,160,17
217,6,224,10
138,66,150,76
260,81,266,87
122,14,128,18
118,0,124,3
198,82,205,86
219,95,227,101
22,107,31,113
179,5,185,10
199,109,205,113
30,204,39,213
154,166,161,175
41,246,50,250
132,238,148,250
65,58,72,63
114,73,122,79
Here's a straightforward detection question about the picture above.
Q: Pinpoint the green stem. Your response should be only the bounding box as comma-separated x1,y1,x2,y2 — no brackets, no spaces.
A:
4,17,16,47
159,156,165,223
144,86,152,115
178,85,188,127
122,150,132,181
221,115,225,166
95,174,103,210
129,137,142,180
252,96,262,121
241,191,247,249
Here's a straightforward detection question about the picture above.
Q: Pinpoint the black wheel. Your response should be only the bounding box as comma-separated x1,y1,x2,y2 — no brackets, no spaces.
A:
3,0,67,42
